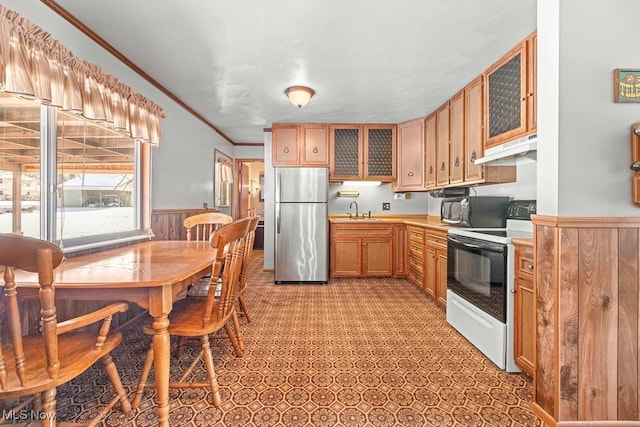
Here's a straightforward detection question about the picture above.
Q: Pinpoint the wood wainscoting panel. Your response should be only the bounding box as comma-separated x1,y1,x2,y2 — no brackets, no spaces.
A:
532,215,640,425
151,208,207,240
577,228,618,420
559,227,579,420
618,229,639,420
535,223,558,418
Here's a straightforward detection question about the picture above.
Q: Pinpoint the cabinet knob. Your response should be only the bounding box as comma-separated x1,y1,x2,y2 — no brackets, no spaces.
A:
527,92,534,97
521,97,526,101
284,147,289,153
313,146,318,154
440,162,445,171
429,166,433,174
408,171,414,177
511,289,516,293
454,156,460,168
470,151,477,162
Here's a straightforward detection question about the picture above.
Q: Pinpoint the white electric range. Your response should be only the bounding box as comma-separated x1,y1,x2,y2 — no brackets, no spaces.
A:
446,200,535,372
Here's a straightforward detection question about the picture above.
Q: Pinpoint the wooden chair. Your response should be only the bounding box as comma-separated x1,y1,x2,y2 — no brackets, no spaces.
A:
0,233,131,426
177,211,237,356
235,215,260,324
133,217,251,408
183,212,233,242
183,211,232,298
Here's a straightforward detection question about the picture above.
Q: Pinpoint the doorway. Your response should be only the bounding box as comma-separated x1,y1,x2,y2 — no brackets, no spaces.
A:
235,159,264,219
235,159,265,249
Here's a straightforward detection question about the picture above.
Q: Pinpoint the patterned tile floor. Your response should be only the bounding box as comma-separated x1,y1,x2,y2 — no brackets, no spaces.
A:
9,251,543,426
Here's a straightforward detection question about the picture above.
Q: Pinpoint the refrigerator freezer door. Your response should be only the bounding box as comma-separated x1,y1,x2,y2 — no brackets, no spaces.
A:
275,167,328,203
275,202,328,283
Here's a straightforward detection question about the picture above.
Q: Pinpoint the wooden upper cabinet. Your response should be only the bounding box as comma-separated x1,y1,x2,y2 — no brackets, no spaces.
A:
526,31,537,132
330,124,395,182
436,102,450,187
396,118,425,191
449,90,464,185
330,124,363,180
364,124,396,181
464,76,485,183
484,31,536,148
301,124,329,166
273,123,329,167
425,112,437,190
272,124,299,166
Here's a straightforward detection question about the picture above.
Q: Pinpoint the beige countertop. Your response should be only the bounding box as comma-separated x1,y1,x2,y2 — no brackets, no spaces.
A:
511,237,534,247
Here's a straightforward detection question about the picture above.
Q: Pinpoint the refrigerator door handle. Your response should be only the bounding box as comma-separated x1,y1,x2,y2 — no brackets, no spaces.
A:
276,169,281,203
276,202,281,234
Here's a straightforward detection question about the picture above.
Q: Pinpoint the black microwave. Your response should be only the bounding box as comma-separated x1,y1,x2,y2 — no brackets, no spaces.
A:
440,196,509,228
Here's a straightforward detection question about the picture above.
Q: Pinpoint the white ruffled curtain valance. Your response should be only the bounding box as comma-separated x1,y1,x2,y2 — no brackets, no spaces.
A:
0,5,163,145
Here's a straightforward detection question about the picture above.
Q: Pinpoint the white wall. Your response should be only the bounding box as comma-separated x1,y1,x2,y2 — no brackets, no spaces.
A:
539,0,640,216
329,183,429,216
263,132,274,269
5,0,234,210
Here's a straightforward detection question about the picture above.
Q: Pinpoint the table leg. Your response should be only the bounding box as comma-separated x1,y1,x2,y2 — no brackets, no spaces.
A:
151,313,170,427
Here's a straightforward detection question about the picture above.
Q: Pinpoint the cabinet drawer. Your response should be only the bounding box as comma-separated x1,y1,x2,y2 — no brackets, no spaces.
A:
408,266,424,283
331,223,392,237
408,241,424,256
517,255,534,277
407,226,425,244
515,245,534,278
408,256,424,274
426,231,447,249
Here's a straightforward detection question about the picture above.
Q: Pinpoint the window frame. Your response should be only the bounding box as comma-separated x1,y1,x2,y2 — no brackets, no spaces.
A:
41,104,150,253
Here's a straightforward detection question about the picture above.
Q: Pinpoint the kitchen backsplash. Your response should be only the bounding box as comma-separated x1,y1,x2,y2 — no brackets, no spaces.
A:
328,160,536,217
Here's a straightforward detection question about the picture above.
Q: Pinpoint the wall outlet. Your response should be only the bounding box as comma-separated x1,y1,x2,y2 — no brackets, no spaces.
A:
382,202,390,210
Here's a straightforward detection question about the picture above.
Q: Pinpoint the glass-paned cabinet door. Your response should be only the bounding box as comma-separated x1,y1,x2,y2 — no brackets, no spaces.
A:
330,125,361,180
485,43,527,148
365,125,395,180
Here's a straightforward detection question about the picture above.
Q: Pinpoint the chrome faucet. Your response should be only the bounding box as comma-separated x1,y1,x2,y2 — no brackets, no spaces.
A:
349,201,359,218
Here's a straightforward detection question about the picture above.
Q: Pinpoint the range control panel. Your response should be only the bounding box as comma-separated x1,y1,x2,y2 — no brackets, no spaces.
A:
507,200,537,220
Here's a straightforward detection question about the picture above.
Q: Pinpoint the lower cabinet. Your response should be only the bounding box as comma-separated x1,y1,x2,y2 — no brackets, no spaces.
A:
405,225,448,307
514,241,535,376
424,229,448,308
392,224,407,277
406,226,425,289
331,223,394,277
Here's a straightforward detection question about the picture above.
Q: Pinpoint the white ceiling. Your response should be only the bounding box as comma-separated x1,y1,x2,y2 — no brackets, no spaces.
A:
53,0,536,145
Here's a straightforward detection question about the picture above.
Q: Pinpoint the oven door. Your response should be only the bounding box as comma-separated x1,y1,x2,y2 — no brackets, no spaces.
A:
447,233,507,322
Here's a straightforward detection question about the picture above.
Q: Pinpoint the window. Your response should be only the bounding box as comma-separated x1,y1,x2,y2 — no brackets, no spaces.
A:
0,92,147,248
0,93,42,238
56,111,139,244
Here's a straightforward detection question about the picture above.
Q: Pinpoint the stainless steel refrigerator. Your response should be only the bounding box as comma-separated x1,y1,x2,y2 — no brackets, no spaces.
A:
274,167,329,283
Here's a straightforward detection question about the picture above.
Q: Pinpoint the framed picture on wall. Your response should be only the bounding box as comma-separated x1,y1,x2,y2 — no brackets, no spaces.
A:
259,173,264,202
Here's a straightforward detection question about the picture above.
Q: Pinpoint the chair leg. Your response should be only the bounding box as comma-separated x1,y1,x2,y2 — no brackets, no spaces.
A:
40,388,56,427
231,310,245,355
200,334,222,407
223,322,243,357
238,296,252,323
132,347,154,409
101,354,132,413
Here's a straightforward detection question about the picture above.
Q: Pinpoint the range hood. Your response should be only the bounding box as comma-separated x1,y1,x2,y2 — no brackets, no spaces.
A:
474,133,537,164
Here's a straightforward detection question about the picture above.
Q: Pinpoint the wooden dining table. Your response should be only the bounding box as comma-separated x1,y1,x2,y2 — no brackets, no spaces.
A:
14,239,217,427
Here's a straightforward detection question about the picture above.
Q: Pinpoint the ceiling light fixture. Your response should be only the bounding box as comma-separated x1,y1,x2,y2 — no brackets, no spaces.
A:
285,85,315,108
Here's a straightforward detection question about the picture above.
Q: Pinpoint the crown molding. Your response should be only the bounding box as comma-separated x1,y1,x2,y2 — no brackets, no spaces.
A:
40,0,238,145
